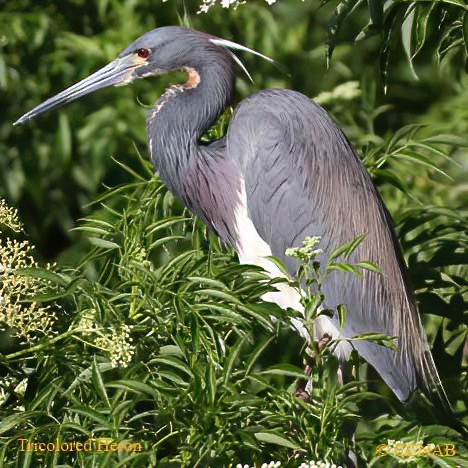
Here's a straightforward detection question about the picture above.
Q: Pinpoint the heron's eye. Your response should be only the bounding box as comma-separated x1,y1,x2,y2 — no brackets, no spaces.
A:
136,48,150,58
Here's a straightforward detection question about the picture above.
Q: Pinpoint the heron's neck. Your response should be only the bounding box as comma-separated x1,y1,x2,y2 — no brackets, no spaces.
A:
146,65,235,195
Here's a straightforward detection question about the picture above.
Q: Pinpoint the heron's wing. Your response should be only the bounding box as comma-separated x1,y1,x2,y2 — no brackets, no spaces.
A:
227,89,441,402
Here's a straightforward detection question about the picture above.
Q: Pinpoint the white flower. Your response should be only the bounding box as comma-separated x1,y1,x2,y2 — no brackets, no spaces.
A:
95,324,135,368
0,227,58,343
315,81,361,105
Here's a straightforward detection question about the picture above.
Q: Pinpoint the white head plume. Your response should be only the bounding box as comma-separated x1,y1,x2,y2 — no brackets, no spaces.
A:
210,37,275,82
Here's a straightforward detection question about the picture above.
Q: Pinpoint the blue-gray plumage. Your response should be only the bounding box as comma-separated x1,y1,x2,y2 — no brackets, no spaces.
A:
14,27,446,405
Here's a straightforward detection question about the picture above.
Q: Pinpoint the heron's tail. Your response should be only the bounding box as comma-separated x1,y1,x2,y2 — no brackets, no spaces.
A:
409,340,467,438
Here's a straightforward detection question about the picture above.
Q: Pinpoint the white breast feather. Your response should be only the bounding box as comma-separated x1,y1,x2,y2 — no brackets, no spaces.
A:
233,180,352,360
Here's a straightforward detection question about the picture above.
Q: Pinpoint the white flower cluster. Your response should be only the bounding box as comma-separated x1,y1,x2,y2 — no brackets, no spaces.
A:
77,309,97,332
0,200,57,342
314,81,361,106
77,311,135,368
235,461,342,468
285,236,323,262
299,461,343,468
95,324,135,368
0,199,22,232
198,0,275,14
236,462,280,468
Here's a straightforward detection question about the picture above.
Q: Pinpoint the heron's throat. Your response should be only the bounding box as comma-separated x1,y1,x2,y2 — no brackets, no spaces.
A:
182,67,201,88
147,61,234,154
148,67,201,121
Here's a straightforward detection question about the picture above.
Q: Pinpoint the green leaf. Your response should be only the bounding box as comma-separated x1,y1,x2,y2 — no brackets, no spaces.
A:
87,237,120,250
146,216,188,235
197,288,240,304
245,335,276,376
401,4,419,79
260,364,306,379
327,262,363,277
92,358,111,408
337,303,347,330
15,267,68,286
463,11,468,56
106,380,160,398
355,261,381,274
159,345,184,356
150,356,193,377
263,255,290,276
348,332,398,350
254,432,301,450
327,0,363,64
65,406,113,428
0,412,45,435
329,234,366,261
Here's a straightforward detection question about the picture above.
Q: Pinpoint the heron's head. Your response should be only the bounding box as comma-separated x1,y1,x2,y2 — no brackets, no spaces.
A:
14,27,271,125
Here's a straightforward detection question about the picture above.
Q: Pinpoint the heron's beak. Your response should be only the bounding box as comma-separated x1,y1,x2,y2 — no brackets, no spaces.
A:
14,54,146,125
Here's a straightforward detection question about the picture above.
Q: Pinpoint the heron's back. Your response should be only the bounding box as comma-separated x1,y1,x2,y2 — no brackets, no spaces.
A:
227,89,440,401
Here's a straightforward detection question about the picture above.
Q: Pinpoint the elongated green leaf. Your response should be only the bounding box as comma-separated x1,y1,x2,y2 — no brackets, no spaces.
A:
260,364,306,379
329,234,366,261
327,0,363,64
150,356,193,377
92,358,110,408
348,332,398,350
254,432,301,450
401,4,419,79
65,406,112,428
15,267,68,286
87,237,120,250
0,412,45,435
355,261,381,274
106,380,160,398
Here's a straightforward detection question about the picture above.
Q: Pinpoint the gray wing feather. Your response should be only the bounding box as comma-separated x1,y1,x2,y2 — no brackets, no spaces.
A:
227,89,441,402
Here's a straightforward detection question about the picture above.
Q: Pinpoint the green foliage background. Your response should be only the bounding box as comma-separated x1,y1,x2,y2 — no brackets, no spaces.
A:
0,0,467,466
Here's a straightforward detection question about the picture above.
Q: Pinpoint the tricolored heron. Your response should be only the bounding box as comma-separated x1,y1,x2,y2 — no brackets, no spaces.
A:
15,26,447,406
